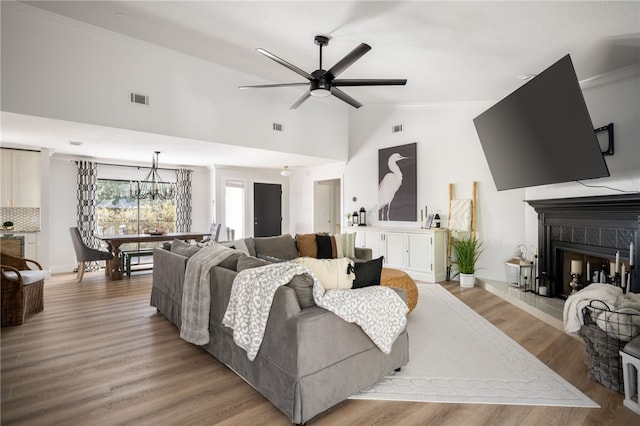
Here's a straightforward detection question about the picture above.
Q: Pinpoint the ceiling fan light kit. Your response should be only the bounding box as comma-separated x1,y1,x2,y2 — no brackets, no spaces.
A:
239,35,406,109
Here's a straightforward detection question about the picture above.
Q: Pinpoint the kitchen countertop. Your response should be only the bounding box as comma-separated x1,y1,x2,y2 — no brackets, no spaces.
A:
1,231,40,236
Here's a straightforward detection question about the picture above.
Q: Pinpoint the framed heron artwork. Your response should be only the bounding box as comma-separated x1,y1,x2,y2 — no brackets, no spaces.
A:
378,142,417,221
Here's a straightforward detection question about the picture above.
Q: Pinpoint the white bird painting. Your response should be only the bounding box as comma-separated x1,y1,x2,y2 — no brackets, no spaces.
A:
378,152,408,220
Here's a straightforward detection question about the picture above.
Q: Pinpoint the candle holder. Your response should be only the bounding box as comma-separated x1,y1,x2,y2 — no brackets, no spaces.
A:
570,273,582,294
613,272,621,287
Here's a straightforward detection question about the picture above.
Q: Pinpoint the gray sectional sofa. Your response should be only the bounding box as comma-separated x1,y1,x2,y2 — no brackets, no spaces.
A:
151,234,409,425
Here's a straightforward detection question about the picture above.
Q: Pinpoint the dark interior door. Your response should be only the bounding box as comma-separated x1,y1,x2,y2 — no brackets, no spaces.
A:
254,182,282,237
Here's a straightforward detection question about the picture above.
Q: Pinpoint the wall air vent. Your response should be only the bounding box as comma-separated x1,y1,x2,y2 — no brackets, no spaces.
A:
392,124,403,133
130,92,149,105
273,122,284,132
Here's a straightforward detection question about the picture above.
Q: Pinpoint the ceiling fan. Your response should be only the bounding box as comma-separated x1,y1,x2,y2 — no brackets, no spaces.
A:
239,35,407,109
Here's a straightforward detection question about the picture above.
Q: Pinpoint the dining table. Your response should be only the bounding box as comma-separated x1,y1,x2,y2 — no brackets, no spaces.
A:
96,231,210,280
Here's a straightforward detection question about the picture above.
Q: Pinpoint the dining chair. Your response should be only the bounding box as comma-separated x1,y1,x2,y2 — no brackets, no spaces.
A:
69,227,114,283
210,223,221,242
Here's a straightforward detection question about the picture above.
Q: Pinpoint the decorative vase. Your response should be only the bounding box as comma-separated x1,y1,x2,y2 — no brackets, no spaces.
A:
460,273,475,288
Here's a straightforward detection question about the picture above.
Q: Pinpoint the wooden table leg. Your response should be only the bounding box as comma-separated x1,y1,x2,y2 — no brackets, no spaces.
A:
108,243,123,280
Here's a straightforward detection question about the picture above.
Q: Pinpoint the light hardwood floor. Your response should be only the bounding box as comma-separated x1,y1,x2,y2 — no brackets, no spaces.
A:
1,271,637,425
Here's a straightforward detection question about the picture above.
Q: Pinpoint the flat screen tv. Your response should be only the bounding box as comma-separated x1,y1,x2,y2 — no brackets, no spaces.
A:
473,54,610,191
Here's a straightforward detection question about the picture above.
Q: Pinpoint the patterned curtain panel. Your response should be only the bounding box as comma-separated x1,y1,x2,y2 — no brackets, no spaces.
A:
75,160,100,271
175,168,193,232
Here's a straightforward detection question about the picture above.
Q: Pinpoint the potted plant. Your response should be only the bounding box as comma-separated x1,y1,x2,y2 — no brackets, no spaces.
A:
451,236,484,288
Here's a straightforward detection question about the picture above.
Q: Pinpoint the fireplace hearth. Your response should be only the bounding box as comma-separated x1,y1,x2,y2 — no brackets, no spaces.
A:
526,194,639,298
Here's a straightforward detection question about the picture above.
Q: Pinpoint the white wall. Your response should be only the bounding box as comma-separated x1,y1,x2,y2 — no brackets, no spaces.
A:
289,162,346,235
213,165,292,239
343,68,640,283
346,103,526,282
1,2,348,162
48,155,211,273
523,68,640,246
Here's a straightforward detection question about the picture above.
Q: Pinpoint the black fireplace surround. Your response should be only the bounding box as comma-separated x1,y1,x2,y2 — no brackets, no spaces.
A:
526,194,640,297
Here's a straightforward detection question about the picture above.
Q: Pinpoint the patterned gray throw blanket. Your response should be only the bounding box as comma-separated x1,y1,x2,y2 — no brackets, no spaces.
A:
180,244,242,345
223,261,408,361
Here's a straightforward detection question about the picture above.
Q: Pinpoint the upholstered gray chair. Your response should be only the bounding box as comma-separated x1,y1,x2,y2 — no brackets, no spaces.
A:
69,227,114,283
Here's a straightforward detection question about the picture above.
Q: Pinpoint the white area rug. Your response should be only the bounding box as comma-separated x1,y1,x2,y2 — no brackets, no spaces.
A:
350,284,598,407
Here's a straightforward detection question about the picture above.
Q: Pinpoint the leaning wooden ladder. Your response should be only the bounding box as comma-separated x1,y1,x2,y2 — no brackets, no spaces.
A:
447,181,477,279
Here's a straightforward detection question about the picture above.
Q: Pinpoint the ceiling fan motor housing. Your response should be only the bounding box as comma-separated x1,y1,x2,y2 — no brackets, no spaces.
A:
240,34,406,108
314,35,330,46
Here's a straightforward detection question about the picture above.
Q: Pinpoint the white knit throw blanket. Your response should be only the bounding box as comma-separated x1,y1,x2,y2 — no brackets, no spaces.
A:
223,262,408,360
563,283,640,341
180,244,242,345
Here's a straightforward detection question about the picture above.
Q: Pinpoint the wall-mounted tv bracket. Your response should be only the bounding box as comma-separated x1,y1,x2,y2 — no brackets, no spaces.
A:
595,122,614,156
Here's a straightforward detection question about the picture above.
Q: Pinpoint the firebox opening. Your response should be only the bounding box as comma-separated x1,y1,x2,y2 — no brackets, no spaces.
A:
557,248,631,299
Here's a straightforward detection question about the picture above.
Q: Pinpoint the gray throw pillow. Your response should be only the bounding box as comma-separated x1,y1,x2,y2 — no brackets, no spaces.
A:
218,252,243,271
236,255,270,271
253,234,299,260
220,239,251,256
287,273,315,309
170,239,200,258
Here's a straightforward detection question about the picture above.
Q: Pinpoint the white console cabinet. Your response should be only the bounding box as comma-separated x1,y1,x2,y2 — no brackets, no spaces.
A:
351,226,448,283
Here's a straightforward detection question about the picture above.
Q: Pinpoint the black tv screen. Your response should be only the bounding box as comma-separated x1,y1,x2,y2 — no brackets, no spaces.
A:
473,54,610,191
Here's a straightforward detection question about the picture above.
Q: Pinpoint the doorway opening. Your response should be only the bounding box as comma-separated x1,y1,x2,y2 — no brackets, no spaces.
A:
314,179,341,234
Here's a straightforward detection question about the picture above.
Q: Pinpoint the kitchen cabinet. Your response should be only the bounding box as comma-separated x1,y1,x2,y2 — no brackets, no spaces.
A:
0,233,37,259
354,226,448,283
23,233,38,260
0,149,41,207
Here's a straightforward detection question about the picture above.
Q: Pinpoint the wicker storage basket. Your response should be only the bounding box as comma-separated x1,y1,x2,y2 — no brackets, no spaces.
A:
579,300,640,392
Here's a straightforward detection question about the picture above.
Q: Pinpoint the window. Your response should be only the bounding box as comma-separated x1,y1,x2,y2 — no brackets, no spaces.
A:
96,179,176,267
225,180,245,239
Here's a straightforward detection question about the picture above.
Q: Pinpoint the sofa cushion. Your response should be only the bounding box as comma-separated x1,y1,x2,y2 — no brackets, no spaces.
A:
352,256,384,288
170,239,200,258
287,273,315,308
236,255,270,271
3,269,47,285
316,234,333,259
294,257,354,290
253,234,299,260
296,233,317,258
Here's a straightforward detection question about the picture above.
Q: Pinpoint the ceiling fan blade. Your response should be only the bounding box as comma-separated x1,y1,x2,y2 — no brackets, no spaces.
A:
290,90,311,109
256,48,314,80
238,83,309,89
326,43,371,79
330,87,363,108
333,78,407,87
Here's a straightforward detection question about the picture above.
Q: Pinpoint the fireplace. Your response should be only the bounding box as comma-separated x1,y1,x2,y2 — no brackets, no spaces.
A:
526,194,639,298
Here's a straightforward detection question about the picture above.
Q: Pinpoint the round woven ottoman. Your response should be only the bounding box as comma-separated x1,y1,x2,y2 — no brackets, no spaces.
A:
381,267,418,313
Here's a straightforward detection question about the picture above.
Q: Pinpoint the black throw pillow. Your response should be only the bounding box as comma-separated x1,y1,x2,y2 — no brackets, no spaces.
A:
352,256,384,288
316,234,333,259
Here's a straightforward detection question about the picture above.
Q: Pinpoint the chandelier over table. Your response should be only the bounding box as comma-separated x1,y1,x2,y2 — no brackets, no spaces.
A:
129,151,176,200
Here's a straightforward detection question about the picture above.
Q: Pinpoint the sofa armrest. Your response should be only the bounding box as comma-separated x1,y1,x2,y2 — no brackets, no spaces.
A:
354,247,372,261
152,248,189,302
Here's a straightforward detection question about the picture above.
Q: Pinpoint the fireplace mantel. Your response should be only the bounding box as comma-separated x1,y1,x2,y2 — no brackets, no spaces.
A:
526,194,640,295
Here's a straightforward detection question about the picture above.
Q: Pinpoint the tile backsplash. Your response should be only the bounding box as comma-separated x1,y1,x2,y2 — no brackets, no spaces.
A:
0,207,41,232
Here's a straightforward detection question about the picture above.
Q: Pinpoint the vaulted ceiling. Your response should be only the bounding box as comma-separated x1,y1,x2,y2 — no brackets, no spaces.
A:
2,1,639,168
